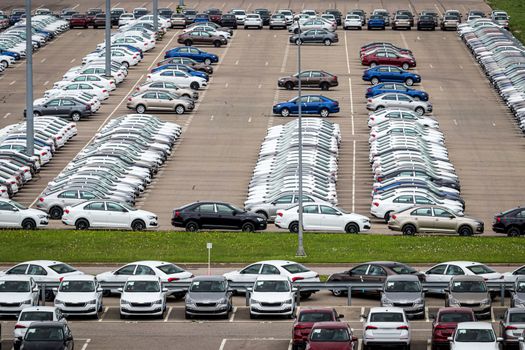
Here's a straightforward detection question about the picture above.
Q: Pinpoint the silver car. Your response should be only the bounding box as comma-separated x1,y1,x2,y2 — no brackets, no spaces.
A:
269,14,287,29
185,276,232,319
136,81,198,100
36,189,103,219
512,276,525,308
366,93,433,116
500,308,525,348
245,192,330,221
380,275,425,319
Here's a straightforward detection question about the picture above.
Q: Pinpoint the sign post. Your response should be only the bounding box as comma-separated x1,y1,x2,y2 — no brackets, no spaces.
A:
206,242,212,275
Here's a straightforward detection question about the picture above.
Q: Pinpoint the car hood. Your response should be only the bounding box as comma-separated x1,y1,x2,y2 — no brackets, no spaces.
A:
0,292,32,302
20,341,67,350
308,342,353,350
121,292,162,303
56,292,96,303
452,342,498,350
383,292,421,301
251,292,292,302
451,292,488,302
95,271,114,281
188,292,226,302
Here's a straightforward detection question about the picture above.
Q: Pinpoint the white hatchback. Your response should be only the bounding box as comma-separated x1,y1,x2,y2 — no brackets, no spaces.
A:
13,306,67,349
0,199,48,229
363,307,411,349
249,275,296,319
54,275,103,317
0,276,39,316
244,14,263,29
119,276,167,319
450,322,502,350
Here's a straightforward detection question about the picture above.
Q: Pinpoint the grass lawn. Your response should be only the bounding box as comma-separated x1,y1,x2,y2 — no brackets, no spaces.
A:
0,230,524,263
487,0,525,43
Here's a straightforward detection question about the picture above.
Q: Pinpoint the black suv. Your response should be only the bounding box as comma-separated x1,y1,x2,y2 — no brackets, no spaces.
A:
221,13,238,28
172,201,267,232
493,207,525,236
254,8,271,25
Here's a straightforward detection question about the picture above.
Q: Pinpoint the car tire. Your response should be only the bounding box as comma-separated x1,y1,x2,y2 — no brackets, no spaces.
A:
33,111,41,117
185,221,199,232
458,225,473,236
75,218,90,230
384,211,393,223
285,82,294,90
241,222,255,232
320,82,329,91
324,39,332,46
280,108,291,117
331,288,344,297
131,219,146,231
71,112,81,122
319,108,329,118
184,39,192,46
21,218,36,230
122,61,130,69
0,60,8,69
345,223,360,234
370,62,377,68
190,82,200,90
507,227,521,237
292,345,300,350
402,224,417,236
289,221,299,233
175,105,185,115
136,104,146,114
249,313,257,319
93,25,98,29
213,40,221,47
371,77,380,85
204,58,212,65
295,38,302,45
405,78,414,86
415,106,425,116
402,62,410,70
49,206,63,220
294,28,299,34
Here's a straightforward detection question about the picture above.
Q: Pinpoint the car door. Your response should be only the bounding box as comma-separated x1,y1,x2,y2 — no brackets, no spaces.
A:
196,203,219,229
305,96,322,114
82,201,107,228
297,71,310,87
375,52,387,65
432,207,457,233
174,71,189,87
388,66,404,82
269,195,294,218
396,94,413,110
303,30,315,43
134,265,156,276
215,203,239,229
159,70,174,83
142,92,160,109
105,201,131,228
318,205,345,231
365,265,387,283
26,264,49,283
302,204,321,230
57,190,80,208
42,99,61,116
236,263,263,283
409,207,434,232
60,99,77,117
444,264,465,282
309,71,323,87
347,264,370,282
110,264,137,284
156,92,174,110
0,200,20,226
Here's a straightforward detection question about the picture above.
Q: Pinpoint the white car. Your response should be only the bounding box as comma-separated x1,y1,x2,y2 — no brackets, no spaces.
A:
244,14,263,29
83,50,140,68
504,266,525,283
54,74,116,92
363,307,411,349
119,275,167,319
231,9,246,24
146,70,207,90
45,82,109,101
0,276,39,316
183,24,231,39
119,13,136,26
61,200,158,231
0,54,15,68
424,261,503,290
275,9,294,24
0,261,83,284
13,306,67,349
368,109,439,128
96,261,193,296
54,275,103,317
344,15,363,29
366,93,432,115
275,204,371,234
248,275,296,319
449,322,502,350
0,199,48,229
136,14,171,29
289,18,336,33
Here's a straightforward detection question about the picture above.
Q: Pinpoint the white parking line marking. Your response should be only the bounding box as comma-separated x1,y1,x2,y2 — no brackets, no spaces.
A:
417,36,421,40
425,307,430,322
453,119,458,126
81,339,91,350
459,64,463,69
167,2,173,8
492,121,496,127
429,63,434,69
344,32,351,74
248,117,252,123
349,78,354,132
352,140,356,213
434,4,443,16
258,83,262,89
3,113,11,119
360,307,365,321
9,80,15,85
43,81,49,86
265,61,268,66
72,4,80,9
235,60,239,65
98,306,109,322
70,58,76,63
164,306,173,322
358,339,363,350
219,339,227,350
287,339,292,350
225,82,229,88
140,2,147,7
113,2,121,8
0,76,3,80
40,58,46,63
280,41,290,73
439,86,443,91
229,307,237,322
247,34,251,37
274,34,277,38
210,115,214,121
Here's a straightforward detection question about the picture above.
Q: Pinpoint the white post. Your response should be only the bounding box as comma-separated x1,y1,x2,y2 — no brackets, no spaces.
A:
206,242,212,275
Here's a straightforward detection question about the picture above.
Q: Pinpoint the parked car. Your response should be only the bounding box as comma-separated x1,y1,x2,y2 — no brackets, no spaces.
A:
289,29,338,46
185,276,232,319
273,95,340,117
307,322,357,350
164,46,219,65
500,307,525,348
417,15,436,30
13,306,67,350
146,69,208,90
441,15,460,30
31,97,92,122
254,8,271,25
380,275,425,319
170,13,186,28
53,275,103,317
292,308,343,350
119,275,167,319
445,276,492,319
366,93,431,115
493,207,525,236
366,83,429,101
367,15,386,30
244,14,263,29
324,9,342,25
278,70,338,91
362,307,411,349
69,14,88,28
449,322,501,350
431,307,476,350
0,276,39,316
362,66,421,86
269,14,287,29
92,13,109,28
361,51,416,70
392,15,412,30
220,13,237,28
178,31,228,47
424,261,502,293
248,275,296,319
20,321,74,350
127,90,194,114
344,15,362,30
157,56,213,74
136,81,199,100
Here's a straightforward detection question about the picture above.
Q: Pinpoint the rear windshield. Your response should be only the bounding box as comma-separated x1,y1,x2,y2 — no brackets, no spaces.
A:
0,280,30,292
254,280,290,292
385,281,421,292
190,280,226,292
466,265,495,274
157,264,184,275
299,312,334,323
370,312,404,322
439,312,474,323
310,328,349,342
20,311,54,321
390,264,417,274
49,263,77,274
25,327,64,341
59,281,95,293
510,313,525,323
282,264,309,274
455,329,495,342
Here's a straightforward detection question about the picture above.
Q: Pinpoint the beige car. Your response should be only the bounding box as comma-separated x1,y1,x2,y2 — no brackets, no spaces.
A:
387,205,484,236
126,90,194,115
136,81,198,101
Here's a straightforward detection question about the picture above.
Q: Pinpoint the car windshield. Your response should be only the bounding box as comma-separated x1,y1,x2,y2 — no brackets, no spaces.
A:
466,265,495,274
124,281,160,292
439,312,474,323
455,329,495,342
25,327,64,341
451,281,487,292
190,280,227,292
510,313,525,323
385,281,421,292
20,311,54,321
283,264,309,274
254,280,290,292
310,328,350,342
59,281,95,292
11,201,27,210
390,264,417,274
120,202,137,211
370,312,404,322
157,264,184,275
299,312,333,322
517,282,525,292
49,263,77,274
0,280,30,292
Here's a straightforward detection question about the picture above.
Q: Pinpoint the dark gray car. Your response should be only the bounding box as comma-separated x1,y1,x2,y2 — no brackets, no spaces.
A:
289,29,339,46
185,276,232,319
445,275,491,319
31,98,92,121
380,274,425,319
500,307,525,348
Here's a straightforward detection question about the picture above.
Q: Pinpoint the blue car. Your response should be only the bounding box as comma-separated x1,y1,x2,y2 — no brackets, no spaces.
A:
164,46,219,65
366,82,429,101
194,14,209,23
273,95,340,117
362,65,421,86
151,64,209,81
0,49,21,60
367,15,386,30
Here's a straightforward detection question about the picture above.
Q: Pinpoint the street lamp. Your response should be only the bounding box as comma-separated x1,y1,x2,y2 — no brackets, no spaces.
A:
25,0,34,157
105,0,111,78
295,18,306,257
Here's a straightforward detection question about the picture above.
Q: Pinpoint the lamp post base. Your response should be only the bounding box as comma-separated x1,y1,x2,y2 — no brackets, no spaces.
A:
295,246,307,257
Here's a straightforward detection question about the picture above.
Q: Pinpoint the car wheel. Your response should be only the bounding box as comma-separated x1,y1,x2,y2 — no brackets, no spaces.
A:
507,227,521,237
345,223,360,234
405,78,414,86
294,28,299,34
21,218,36,230
175,105,185,115
320,82,329,91
458,225,473,236
370,62,377,68
213,40,221,47
122,61,130,68
384,211,393,223
295,38,302,45
241,222,255,232
285,81,294,90
319,108,329,118
289,221,299,233
184,39,192,46
280,108,291,117
402,62,410,70
136,104,146,114
332,288,344,297
204,58,212,65
33,111,41,117
402,224,417,236
71,112,81,122
371,77,380,85
75,219,90,230
131,219,146,231
0,60,7,69
185,221,199,232
49,206,64,220
415,106,425,116
324,39,332,46
190,82,200,90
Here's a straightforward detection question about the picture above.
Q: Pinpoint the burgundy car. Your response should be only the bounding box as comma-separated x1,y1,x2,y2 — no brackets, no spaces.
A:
292,308,343,350
431,307,476,350
86,8,102,26
206,8,223,23
361,51,417,70
69,14,88,28
306,322,357,350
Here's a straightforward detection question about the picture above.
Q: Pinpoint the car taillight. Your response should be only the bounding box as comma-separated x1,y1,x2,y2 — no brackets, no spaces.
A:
333,76,337,80
10,181,15,184
496,217,501,222
373,202,379,207
128,98,132,101
57,136,62,140
370,117,375,120
174,210,181,217
41,151,46,156
277,212,283,217
39,197,44,202
147,75,151,79
102,89,107,93
365,326,377,330
391,214,397,220
377,177,383,182
371,133,375,137
167,277,179,282
397,325,409,330
85,105,90,110
64,209,69,214
292,276,304,282
59,277,64,282
368,99,372,102
14,324,26,329
506,326,518,330
24,169,29,173
367,88,372,92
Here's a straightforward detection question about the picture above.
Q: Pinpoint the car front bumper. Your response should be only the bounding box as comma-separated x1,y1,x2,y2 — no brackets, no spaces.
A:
185,304,230,316
250,304,294,316
56,304,98,316
121,305,164,316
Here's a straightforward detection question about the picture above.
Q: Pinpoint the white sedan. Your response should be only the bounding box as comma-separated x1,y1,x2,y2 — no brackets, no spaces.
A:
119,276,167,319
146,70,207,90
368,109,439,128
0,260,84,284
503,265,525,283
0,54,15,68
54,275,103,317
244,14,263,29
424,261,503,292
275,204,371,233
450,322,502,350
366,93,432,115
344,15,362,29
45,82,109,101
249,275,296,319
363,307,411,349
0,276,39,316
54,74,116,92
0,199,48,229
83,50,140,68
61,200,158,231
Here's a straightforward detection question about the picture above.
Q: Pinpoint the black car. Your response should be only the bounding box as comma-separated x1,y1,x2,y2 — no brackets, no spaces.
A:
324,9,342,25
419,10,439,26
171,201,267,232
254,8,271,25
417,15,436,30
493,207,525,236
133,8,149,19
158,8,173,19
110,8,125,25
20,322,74,350
221,13,237,28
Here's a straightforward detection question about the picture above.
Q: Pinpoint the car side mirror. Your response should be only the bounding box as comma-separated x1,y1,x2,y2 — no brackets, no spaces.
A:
117,288,123,292
361,314,368,319
246,287,253,292
97,288,103,292
336,212,342,216
12,207,19,211
351,336,358,342
423,288,428,293
338,314,344,318
449,215,455,219
33,287,39,292
497,337,504,342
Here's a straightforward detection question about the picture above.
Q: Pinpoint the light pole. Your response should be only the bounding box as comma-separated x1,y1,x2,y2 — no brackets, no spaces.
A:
153,0,158,33
105,0,111,78
295,19,306,257
25,0,34,157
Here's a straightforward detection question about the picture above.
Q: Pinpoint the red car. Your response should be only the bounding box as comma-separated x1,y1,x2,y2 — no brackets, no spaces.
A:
361,51,417,70
431,307,476,350
69,14,89,28
206,8,222,23
306,322,357,350
293,308,343,350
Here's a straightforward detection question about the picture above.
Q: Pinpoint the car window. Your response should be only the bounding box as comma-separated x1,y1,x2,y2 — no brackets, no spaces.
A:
351,264,369,275
261,264,280,275
370,312,404,322
115,265,136,275
308,96,322,103
197,204,215,213
79,191,96,200
275,195,293,204
58,191,78,199
156,264,184,275
106,202,127,212
320,206,339,215
216,204,234,214
466,265,495,274
143,92,158,99
20,311,54,321
383,95,397,101
135,265,155,275
28,265,47,275
6,264,29,275
240,264,262,274
368,265,386,276
510,313,525,323
446,265,465,275
515,267,525,275
411,208,432,216
47,99,60,107
397,95,411,102
433,208,453,217
0,201,15,211
61,99,76,106
299,312,334,322
427,264,447,275
393,195,414,204
415,196,433,204
283,263,310,274
439,312,474,323
303,205,319,214
84,202,105,211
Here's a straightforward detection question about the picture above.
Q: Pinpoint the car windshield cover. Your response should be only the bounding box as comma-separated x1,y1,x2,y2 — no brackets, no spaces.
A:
310,328,349,342
299,312,333,323
59,281,95,292
190,280,226,292
157,264,184,275
49,263,77,274
390,264,417,274
385,281,421,292
451,281,487,292
283,263,310,274
25,327,64,341
370,312,404,322
455,329,495,342
439,312,473,323
124,281,160,292
20,311,54,321
254,280,290,292
466,265,495,274
0,280,30,292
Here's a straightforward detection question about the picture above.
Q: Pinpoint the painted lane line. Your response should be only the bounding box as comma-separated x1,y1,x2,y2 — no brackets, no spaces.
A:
429,63,434,69
280,41,290,73
352,140,356,213
40,58,46,63
492,121,496,127
76,32,82,36
80,339,91,350
425,307,430,322
43,81,49,86
9,80,15,86
434,4,443,16
225,82,228,88
287,339,292,350
344,32,351,74
358,339,363,350
248,117,252,123
439,86,443,91
235,60,239,65
112,2,121,7
427,338,432,350
265,61,268,66
164,306,173,322
459,64,463,69
349,77,354,133
3,113,11,119
453,119,458,126
258,83,262,89
219,339,227,350
98,306,109,322
360,307,365,321
210,115,214,121
229,307,237,322
70,58,76,63
72,3,80,9
167,2,174,8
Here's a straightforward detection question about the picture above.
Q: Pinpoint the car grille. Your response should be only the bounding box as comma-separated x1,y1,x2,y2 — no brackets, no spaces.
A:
0,302,21,307
460,302,481,307
261,302,282,307
130,302,152,307
393,302,414,307
65,302,86,307
195,302,217,307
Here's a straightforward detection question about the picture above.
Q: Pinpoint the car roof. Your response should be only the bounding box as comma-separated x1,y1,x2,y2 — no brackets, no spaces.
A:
193,275,225,282
299,307,335,314
507,308,525,314
385,274,419,281
441,261,483,267
253,260,299,266
61,274,95,282
28,321,65,328
456,322,493,330
0,275,33,281
15,260,66,267
437,307,474,315
126,261,171,266
256,275,289,281
126,275,160,282
369,307,405,313
312,322,347,329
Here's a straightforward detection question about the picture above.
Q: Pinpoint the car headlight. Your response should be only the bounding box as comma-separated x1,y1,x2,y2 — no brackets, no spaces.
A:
37,214,47,219
185,297,195,305
54,299,64,305
256,217,264,222
250,299,260,304
414,298,424,306
154,299,163,305
147,215,157,220
449,297,460,306
22,299,32,305
121,299,130,305
284,299,293,304
88,299,97,305
218,298,228,305
381,296,392,305
481,298,491,305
